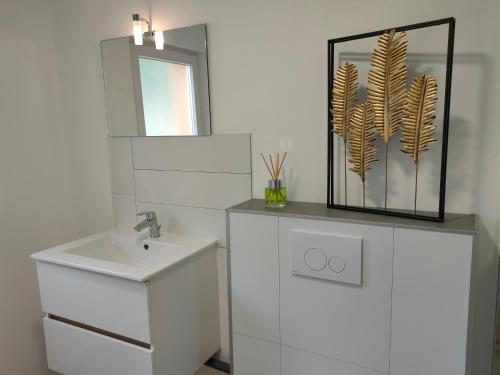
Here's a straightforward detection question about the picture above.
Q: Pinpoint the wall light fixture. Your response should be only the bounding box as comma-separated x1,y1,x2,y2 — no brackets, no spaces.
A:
132,13,165,50
132,13,150,46
154,30,164,50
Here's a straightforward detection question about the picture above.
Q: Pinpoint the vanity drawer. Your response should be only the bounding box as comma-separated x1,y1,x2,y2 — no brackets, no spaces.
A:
43,317,154,375
36,261,151,343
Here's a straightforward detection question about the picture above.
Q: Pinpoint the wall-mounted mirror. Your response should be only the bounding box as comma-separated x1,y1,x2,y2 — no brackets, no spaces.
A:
101,24,211,137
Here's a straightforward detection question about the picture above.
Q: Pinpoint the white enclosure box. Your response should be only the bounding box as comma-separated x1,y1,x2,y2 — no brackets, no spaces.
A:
228,199,494,375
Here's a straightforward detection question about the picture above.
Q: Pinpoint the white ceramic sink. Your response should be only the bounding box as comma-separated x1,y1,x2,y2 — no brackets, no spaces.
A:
31,228,217,281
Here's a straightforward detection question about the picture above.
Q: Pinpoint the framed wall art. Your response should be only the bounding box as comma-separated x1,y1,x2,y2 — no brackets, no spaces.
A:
327,17,455,222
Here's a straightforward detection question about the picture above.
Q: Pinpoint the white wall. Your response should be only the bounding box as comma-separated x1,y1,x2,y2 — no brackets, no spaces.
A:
49,0,500,224
50,0,115,237
155,0,499,221
0,1,77,374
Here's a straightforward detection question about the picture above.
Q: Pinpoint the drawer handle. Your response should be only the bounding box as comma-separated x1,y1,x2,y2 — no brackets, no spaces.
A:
47,314,152,350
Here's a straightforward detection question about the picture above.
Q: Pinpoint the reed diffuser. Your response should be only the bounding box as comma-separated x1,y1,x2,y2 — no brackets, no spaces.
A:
261,152,287,208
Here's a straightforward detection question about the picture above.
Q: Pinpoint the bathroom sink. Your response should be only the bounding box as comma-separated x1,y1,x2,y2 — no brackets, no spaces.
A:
31,228,217,281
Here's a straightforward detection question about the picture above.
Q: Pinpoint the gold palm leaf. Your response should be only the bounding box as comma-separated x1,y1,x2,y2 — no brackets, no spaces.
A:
367,29,408,209
401,74,438,213
332,62,358,140
348,102,377,207
331,62,358,204
401,75,438,163
367,29,408,143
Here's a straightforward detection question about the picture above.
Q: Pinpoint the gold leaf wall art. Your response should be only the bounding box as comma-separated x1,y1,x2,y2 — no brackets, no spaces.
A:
348,102,377,208
331,62,359,204
328,18,455,221
401,75,438,214
367,29,408,210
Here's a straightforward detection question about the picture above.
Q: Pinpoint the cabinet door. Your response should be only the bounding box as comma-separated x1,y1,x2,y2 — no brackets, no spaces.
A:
279,218,393,372
232,333,280,375
391,229,473,375
229,213,279,343
43,318,153,375
37,261,151,343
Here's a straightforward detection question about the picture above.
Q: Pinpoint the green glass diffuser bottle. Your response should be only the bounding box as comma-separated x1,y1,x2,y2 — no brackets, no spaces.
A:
265,179,287,208
261,152,287,208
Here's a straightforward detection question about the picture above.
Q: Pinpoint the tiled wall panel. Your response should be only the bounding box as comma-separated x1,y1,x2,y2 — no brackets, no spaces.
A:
107,134,251,363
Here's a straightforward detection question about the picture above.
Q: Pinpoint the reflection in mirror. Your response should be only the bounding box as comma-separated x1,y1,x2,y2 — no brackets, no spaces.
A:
101,24,211,137
138,58,196,136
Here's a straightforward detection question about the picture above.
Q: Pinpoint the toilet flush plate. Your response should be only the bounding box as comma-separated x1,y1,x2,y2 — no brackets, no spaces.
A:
290,229,362,286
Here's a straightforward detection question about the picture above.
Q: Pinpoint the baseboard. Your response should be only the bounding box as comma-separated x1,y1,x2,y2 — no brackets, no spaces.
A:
205,357,230,373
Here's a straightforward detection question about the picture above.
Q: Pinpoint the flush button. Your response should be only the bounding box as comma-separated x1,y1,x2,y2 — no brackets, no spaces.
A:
304,248,327,271
290,229,362,285
329,256,346,273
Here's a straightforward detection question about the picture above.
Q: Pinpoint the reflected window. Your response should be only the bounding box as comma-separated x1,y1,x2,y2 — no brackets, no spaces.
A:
138,57,197,136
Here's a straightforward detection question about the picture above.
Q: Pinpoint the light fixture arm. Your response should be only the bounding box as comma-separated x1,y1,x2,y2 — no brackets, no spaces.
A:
132,13,152,33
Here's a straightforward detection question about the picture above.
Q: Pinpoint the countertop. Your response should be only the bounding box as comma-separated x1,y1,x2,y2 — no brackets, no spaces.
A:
227,199,477,235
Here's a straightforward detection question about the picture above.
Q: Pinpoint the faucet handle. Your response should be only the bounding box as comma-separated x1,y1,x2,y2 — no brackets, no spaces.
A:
137,211,156,220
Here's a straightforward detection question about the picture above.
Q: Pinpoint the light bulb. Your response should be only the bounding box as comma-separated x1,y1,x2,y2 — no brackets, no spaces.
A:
154,30,164,50
133,19,143,45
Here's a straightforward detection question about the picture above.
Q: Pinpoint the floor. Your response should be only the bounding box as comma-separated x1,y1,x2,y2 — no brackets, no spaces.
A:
195,366,227,375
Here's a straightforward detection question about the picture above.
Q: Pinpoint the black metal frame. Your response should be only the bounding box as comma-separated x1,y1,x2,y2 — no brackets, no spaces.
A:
327,17,456,222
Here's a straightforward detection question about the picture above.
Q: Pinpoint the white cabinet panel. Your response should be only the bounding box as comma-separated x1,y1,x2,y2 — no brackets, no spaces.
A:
217,247,231,363
391,229,473,375
229,213,280,343
44,318,153,375
149,246,220,375
279,218,393,372
233,334,280,375
37,261,151,343
281,345,385,375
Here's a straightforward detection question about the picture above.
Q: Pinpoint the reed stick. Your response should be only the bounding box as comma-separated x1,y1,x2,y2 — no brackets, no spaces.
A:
275,153,279,178
260,153,273,178
269,154,275,179
261,152,287,181
277,152,287,178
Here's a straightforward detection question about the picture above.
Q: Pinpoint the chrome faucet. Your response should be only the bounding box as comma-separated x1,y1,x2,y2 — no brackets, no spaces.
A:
134,211,161,238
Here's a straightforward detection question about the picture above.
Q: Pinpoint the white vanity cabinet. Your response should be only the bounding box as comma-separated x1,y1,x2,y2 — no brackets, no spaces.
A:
34,244,220,375
228,200,488,375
